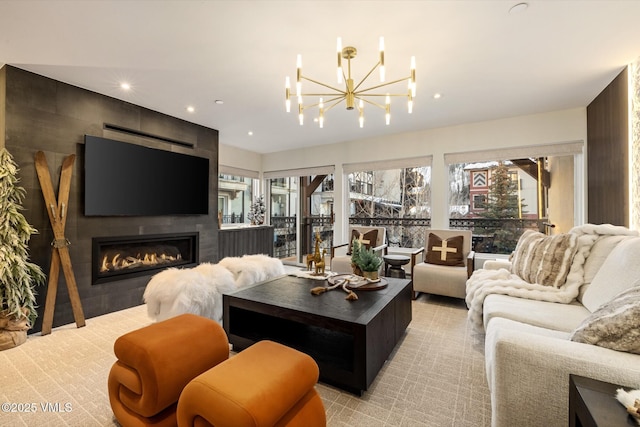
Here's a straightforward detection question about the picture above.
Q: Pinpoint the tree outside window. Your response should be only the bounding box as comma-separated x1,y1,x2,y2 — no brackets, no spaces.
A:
449,160,536,254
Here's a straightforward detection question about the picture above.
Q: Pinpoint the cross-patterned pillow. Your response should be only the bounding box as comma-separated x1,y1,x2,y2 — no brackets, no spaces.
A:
425,233,465,266
347,229,378,255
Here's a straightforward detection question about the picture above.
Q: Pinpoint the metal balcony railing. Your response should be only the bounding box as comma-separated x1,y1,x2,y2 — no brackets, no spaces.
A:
271,216,543,259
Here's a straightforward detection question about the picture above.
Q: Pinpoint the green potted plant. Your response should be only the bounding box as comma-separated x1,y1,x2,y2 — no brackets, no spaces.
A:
351,238,383,280
0,148,46,351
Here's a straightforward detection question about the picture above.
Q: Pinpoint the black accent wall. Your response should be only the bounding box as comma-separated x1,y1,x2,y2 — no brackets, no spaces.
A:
0,65,219,333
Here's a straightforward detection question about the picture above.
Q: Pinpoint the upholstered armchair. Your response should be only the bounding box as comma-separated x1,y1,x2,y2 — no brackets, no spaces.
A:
411,229,474,299
330,226,387,274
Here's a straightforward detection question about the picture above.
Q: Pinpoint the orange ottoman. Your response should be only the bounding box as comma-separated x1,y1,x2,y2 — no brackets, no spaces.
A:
108,314,230,427
177,340,326,427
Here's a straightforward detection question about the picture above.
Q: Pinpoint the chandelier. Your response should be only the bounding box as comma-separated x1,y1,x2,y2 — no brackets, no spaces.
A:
285,37,416,128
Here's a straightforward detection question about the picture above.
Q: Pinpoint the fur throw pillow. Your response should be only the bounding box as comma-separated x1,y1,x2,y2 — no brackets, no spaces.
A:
571,286,640,354
510,230,578,287
425,233,465,266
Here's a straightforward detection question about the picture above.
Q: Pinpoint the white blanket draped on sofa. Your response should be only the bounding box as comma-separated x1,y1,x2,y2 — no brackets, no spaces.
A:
465,223,639,332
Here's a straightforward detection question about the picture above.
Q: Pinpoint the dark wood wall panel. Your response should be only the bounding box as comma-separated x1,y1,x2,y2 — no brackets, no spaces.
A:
587,67,629,226
2,65,219,332
218,226,274,259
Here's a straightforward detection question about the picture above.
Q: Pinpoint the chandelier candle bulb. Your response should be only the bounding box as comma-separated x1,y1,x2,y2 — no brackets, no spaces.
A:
285,77,291,112
298,104,304,125
359,100,364,128
385,95,391,125
337,37,343,84
410,56,416,97
319,98,324,128
408,93,413,114
296,54,302,101
379,36,385,82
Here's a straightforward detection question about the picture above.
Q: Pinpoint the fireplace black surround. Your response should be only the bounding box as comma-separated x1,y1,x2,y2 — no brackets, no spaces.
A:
1,65,218,332
92,232,199,285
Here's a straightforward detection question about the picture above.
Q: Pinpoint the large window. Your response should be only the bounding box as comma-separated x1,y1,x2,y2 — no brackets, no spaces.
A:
347,164,431,248
448,155,575,253
270,177,298,259
218,173,259,224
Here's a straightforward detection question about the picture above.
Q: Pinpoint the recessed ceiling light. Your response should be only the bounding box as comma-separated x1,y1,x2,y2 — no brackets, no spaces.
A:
214,100,224,105
509,2,528,14
433,93,442,99
248,131,253,136
186,106,195,113
120,82,131,90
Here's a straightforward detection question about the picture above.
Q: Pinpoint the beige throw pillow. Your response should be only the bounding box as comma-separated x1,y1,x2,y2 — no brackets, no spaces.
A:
570,286,640,354
510,230,578,288
581,237,640,312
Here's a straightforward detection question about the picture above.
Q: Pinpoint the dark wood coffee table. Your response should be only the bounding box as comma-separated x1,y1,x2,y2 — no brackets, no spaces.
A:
223,274,412,395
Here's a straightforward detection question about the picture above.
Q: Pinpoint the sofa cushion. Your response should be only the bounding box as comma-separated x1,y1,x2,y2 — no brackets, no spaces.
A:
580,235,631,292
483,294,591,333
510,230,578,288
581,237,640,312
570,286,640,354
425,233,464,266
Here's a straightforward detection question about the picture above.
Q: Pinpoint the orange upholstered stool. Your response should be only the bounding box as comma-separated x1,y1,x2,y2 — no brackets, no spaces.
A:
108,314,230,427
177,340,326,427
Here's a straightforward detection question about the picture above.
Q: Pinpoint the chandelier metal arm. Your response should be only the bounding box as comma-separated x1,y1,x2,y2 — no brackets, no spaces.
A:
302,96,345,110
356,96,386,110
353,61,381,92
323,98,345,112
356,76,412,94
300,92,345,97
301,75,344,94
357,93,409,97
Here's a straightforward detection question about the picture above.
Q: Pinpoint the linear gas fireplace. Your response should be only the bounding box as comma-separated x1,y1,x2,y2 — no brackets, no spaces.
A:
92,232,199,285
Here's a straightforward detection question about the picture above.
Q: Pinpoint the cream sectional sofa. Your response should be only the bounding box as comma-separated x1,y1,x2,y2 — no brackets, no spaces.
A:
466,225,640,427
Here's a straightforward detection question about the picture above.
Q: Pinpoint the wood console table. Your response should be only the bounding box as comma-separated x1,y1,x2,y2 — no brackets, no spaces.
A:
218,225,274,258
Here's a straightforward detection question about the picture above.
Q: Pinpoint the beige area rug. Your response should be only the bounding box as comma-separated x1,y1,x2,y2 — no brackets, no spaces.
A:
0,295,490,427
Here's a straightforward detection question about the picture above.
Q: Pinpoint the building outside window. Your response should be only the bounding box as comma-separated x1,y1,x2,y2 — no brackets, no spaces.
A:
218,173,259,224
348,165,431,248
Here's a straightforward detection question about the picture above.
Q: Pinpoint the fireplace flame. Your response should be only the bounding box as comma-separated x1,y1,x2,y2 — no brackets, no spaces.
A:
100,249,182,273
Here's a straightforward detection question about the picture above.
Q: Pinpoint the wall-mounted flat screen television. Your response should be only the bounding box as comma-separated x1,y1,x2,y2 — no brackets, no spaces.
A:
84,135,209,216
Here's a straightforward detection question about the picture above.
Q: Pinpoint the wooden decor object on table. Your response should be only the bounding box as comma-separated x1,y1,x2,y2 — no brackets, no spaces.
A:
328,274,389,291
34,151,86,335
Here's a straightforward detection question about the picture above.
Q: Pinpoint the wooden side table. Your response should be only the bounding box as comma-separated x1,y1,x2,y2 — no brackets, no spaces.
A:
569,374,637,427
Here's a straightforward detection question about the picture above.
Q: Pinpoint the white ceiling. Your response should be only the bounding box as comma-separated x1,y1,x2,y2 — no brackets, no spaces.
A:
1,1,640,154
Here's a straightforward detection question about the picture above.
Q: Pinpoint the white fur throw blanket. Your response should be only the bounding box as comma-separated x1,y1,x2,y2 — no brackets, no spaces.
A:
465,224,638,332
143,254,285,324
